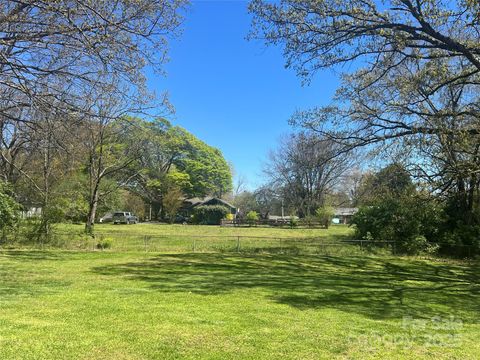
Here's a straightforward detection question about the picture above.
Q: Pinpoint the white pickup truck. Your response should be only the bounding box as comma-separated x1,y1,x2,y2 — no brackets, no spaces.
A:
112,211,138,225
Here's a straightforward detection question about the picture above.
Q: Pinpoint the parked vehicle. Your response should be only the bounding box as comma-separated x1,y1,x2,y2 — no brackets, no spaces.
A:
99,213,113,223
112,211,138,224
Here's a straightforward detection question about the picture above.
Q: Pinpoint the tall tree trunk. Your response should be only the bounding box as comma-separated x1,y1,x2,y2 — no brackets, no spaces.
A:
85,192,99,234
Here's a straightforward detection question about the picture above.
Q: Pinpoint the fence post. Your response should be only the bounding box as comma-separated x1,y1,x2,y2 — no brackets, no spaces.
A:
360,239,363,251
236,236,240,252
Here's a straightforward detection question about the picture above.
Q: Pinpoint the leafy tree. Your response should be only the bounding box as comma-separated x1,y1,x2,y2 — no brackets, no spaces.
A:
315,206,335,229
246,211,259,226
353,196,439,255
83,111,143,233
177,128,232,197
163,186,184,223
126,118,232,220
249,0,480,255
0,182,19,233
351,165,439,254
122,191,146,221
356,164,415,206
0,0,187,234
51,175,89,223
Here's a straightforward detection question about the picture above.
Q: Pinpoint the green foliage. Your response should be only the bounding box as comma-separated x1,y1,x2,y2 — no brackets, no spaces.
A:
352,196,437,255
50,175,89,223
166,170,192,194
192,205,230,225
357,163,414,206
315,206,335,229
351,164,440,255
303,215,316,227
0,182,20,230
177,128,232,197
124,118,233,219
96,237,113,250
436,221,480,257
289,217,298,228
246,210,259,226
121,191,146,220
163,186,184,223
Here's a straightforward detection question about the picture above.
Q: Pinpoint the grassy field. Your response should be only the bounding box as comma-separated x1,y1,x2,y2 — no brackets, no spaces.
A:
56,222,353,239
0,250,479,359
36,223,358,253
1,224,478,359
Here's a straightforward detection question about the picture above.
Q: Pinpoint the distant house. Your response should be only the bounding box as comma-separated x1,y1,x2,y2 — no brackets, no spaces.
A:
20,204,42,219
268,215,298,221
181,197,237,216
333,208,358,224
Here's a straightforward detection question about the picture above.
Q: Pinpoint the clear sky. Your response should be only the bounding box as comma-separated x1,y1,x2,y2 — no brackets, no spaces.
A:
148,1,339,189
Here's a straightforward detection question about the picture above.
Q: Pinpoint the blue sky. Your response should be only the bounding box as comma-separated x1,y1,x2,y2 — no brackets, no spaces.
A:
148,1,339,189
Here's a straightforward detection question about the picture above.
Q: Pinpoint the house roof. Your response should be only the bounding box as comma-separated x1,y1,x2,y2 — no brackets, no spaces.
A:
334,208,358,216
183,197,236,210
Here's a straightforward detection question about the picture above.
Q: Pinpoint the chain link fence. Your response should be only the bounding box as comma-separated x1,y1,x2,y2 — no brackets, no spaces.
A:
0,231,397,256
2,230,477,258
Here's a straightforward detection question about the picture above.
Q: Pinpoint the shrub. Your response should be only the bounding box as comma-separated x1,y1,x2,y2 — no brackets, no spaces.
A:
303,215,317,227
192,205,230,225
437,223,480,257
289,217,298,228
315,206,335,229
96,238,113,250
225,213,234,221
246,211,259,226
352,196,437,255
0,182,20,240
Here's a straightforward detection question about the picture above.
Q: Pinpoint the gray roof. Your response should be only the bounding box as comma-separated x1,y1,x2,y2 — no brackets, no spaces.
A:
184,197,236,210
334,208,358,216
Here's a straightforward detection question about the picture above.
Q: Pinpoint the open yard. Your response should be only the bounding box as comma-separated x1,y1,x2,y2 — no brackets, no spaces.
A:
56,222,353,239
1,247,479,359
23,223,358,254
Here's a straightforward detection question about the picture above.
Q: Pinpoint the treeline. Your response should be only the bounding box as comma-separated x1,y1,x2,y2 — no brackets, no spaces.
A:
247,0,480,256
235,145,479,256
0,0,234,236
0,115,232,234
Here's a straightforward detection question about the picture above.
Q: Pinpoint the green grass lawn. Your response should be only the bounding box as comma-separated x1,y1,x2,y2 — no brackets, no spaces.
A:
41,223,357,253
56,222,353,239
1,250,479,359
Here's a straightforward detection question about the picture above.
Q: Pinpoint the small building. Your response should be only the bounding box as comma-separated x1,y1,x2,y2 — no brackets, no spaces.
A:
333,208,358,224
20,204,43,219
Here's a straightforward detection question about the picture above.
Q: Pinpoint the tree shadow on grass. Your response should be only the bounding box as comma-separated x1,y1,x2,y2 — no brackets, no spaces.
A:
0,250,64,261
0,251,71,299
92,253,480,322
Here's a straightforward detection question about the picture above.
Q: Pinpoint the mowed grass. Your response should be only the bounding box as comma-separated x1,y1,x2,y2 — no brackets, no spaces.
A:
48,223,356,253
1,250,479,359
56,222,353,239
